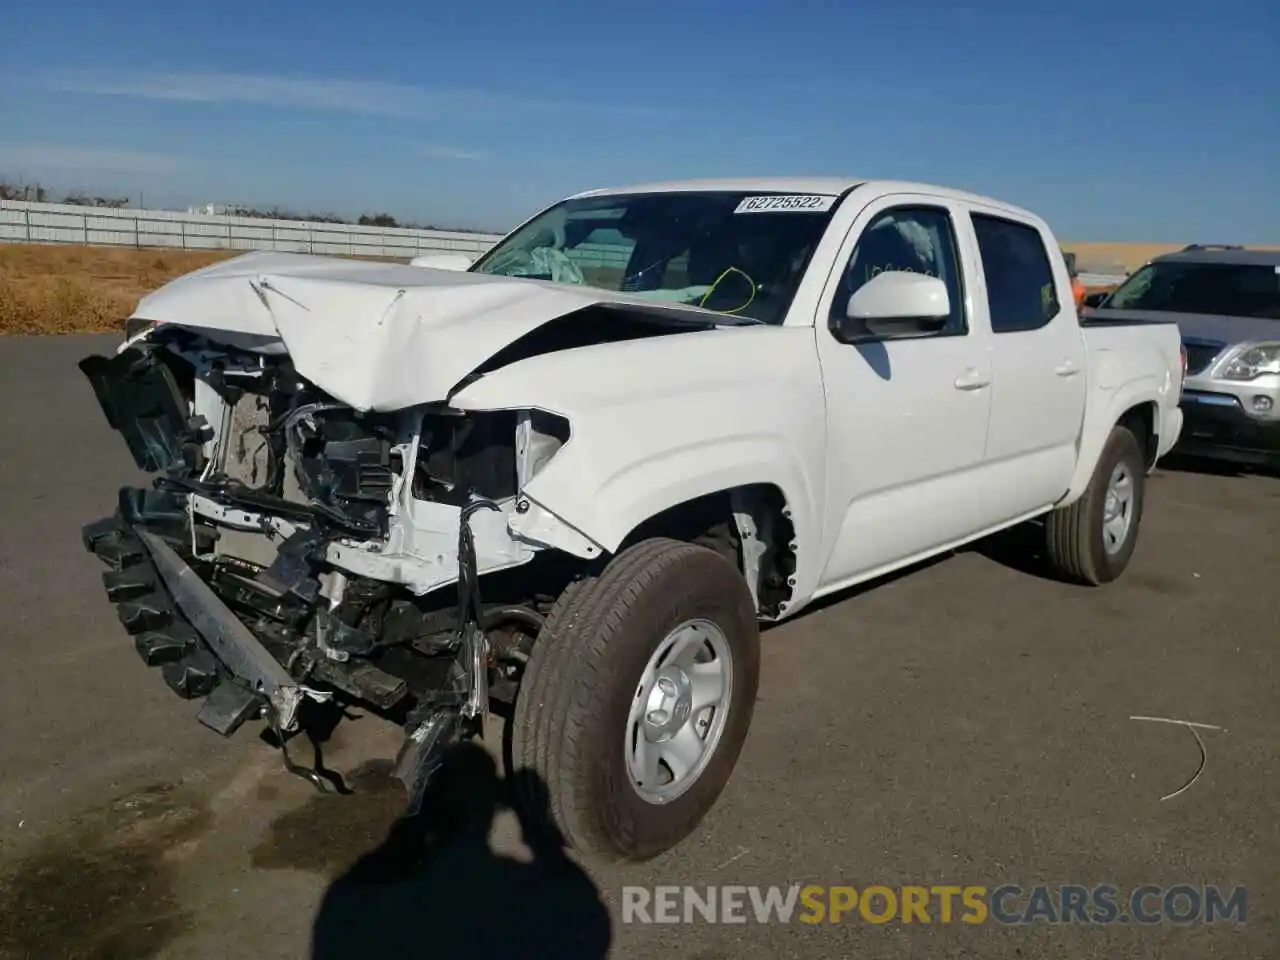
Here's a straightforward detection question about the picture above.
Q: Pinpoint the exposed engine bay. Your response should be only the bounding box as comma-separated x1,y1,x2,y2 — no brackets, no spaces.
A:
78,328,581,801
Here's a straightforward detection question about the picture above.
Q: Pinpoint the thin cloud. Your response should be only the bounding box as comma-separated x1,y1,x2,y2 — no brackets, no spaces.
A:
420,145,489,161
0,142,186,175
29,68,673,120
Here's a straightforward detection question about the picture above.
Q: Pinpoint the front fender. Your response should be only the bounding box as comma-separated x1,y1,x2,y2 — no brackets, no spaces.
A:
526,431,816,555
448,325,828,596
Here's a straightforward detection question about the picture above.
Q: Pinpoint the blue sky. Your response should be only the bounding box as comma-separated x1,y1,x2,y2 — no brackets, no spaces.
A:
1,0,1276,239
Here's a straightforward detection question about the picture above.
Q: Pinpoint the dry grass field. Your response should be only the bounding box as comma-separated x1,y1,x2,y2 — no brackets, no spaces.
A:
3,240,1278,335
0,245,410,335
0,245,238,335
1065,241,1280,274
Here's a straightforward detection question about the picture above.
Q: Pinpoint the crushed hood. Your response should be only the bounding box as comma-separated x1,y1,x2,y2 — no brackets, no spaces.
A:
130,251,731,411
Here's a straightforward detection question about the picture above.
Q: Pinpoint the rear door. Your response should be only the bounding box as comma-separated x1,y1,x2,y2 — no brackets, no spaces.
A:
963,205,1088,515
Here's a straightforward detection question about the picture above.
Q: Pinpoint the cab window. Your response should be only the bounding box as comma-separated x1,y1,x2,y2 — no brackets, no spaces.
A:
830,206,968,337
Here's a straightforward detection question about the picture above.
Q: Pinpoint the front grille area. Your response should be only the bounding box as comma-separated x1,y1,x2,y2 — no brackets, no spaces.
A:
1183,340,1224,376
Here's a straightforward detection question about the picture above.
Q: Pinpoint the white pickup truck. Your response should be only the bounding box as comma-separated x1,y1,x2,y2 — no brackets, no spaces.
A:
78,177,1185,863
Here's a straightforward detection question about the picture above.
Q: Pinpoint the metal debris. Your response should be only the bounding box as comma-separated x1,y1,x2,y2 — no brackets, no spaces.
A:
1130,715,1226,801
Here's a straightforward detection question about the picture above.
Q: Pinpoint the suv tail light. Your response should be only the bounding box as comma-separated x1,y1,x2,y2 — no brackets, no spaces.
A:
1179,342,1188,399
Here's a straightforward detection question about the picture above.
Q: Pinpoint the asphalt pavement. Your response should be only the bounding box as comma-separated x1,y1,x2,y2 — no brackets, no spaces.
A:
0,334,1276,959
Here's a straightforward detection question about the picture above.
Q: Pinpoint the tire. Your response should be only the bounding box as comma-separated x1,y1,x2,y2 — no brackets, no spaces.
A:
510,537,761,862
1045,424,1146,585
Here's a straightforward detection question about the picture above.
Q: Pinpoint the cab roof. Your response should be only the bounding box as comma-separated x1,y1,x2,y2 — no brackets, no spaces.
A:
570,176,1040,220
573,176,866,198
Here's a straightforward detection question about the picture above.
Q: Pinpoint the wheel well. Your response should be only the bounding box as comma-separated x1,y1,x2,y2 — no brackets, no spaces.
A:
1117,401,1158,468
616,484,797,618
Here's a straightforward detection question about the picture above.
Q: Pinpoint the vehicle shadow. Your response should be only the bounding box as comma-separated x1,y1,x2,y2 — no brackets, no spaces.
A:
783,524,1072,599
309,740,613,960
964,452,1280,583
966,519,1062,582
772,552,955,622
1156,451,1280,480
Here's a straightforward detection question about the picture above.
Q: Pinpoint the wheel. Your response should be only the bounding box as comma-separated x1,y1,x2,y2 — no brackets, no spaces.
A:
510,537,761,862
1045,424,1146,585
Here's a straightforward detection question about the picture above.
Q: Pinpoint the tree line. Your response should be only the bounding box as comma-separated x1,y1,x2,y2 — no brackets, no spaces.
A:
1,180,132,208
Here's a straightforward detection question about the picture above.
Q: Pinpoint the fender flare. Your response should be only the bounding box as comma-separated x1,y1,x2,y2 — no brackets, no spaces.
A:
1062,377,1164,504
518,433,820,593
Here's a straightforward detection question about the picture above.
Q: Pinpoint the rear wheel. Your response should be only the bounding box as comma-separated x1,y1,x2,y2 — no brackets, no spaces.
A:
510,537,760,862
1045,424,1146,584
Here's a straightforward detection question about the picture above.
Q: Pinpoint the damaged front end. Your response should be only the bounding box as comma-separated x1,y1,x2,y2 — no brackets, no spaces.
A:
79,328,575,806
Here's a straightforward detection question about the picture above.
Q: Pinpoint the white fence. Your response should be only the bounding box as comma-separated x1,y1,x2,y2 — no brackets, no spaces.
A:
0,198,506,259
0,198,641,269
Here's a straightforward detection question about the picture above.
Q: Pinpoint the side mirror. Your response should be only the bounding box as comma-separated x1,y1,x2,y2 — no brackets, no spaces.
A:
833,271,951,343
1082,291,1109,309
409,252,473,271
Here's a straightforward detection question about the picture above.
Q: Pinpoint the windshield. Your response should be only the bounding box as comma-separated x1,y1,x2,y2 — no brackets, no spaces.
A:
1103,261,1280,319
469,190,846,324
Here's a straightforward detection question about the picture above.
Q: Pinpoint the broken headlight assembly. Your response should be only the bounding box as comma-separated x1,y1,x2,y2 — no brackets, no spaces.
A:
123,317,163,345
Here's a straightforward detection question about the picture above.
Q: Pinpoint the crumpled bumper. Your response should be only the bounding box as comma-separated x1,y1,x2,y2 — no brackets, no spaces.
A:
83,486,310,737
85,484,472,810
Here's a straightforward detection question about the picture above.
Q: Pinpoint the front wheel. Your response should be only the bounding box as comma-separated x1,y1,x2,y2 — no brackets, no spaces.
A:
1045,424,1147,585
510,537,761,862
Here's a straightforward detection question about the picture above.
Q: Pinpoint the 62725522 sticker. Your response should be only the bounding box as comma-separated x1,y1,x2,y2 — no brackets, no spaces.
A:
734,194,839,214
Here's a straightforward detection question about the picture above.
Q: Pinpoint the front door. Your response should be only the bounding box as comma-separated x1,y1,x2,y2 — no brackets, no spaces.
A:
813,195,994,592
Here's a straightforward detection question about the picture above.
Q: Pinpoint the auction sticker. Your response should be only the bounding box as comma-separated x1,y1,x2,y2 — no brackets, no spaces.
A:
734,194,839,214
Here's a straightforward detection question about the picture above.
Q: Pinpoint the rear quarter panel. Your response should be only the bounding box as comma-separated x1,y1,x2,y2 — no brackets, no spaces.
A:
1063,320,1185,502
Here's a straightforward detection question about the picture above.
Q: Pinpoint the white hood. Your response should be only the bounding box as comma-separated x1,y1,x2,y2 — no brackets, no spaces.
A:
130,251,723,411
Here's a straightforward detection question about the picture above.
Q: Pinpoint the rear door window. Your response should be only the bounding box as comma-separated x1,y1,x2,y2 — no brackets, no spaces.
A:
971,214,1061,333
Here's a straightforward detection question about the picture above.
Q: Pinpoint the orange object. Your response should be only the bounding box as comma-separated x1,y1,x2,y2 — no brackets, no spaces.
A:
1072,276,1087,308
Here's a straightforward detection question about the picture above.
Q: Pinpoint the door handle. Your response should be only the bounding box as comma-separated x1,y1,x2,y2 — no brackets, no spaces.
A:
953,369,990,391
1054,360,1080,377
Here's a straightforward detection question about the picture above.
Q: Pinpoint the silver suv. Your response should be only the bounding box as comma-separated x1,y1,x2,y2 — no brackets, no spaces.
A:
1085,245,1280,469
